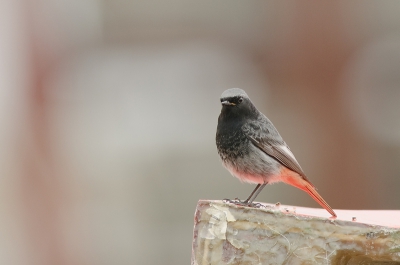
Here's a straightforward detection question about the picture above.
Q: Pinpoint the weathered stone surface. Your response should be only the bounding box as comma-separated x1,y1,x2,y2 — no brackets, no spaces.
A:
191,200,400,265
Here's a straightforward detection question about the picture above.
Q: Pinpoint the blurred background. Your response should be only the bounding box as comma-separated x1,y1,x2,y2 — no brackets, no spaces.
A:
1,1,400,264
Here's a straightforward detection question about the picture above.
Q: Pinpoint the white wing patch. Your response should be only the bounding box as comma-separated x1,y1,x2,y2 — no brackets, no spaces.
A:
277,145,296,162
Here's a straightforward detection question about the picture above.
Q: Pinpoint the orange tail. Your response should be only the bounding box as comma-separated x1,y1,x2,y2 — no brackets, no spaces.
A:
302,182,337,217
283,172,337,217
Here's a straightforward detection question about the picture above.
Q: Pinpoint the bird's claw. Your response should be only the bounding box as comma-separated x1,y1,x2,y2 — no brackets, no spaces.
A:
223,198,245,205
223,198,266,208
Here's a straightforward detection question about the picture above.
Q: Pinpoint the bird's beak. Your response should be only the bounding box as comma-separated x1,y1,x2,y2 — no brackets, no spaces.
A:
221,101,235,106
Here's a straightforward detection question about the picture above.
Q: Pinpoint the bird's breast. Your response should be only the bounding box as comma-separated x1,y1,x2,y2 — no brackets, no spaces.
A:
216,127,282,183
216,127,249,161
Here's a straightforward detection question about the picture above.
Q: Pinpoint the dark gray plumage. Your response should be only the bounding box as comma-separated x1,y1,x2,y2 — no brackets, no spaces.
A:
216,88,336,217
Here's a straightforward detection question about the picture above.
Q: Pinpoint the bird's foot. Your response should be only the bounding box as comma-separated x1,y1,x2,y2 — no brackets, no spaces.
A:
223,198,266,208
223,198,246,205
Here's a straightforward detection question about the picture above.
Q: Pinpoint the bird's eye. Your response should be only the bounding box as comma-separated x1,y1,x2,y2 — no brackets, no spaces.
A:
238,97,243,104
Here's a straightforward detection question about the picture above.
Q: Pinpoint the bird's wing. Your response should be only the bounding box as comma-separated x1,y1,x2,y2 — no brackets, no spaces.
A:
243,121,308,179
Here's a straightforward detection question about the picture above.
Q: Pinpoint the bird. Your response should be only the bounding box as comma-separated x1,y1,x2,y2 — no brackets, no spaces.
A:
216,88,337,217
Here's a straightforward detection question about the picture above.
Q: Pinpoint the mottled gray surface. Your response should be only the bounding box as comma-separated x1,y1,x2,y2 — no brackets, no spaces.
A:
192,200,400,265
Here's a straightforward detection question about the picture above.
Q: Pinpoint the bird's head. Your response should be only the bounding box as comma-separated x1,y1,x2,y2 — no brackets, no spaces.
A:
220,88,248,106
219,88,257,119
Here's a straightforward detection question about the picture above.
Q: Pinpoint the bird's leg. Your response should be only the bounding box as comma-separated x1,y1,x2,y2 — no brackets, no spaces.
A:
223,184,262,205
243,184,262,203
246,183,267,204
223,183,268,208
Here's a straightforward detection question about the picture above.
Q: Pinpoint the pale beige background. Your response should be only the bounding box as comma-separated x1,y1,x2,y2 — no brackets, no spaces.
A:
1,1,400,264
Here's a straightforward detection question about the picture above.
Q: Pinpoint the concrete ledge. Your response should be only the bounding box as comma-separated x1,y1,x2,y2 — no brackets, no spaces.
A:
191,200,400,265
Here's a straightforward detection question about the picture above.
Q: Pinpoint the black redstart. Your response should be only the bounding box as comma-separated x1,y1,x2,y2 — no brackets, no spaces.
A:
216,88,337,217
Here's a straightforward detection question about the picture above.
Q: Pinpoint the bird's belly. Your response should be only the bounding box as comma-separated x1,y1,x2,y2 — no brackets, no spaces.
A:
221,144,282,184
